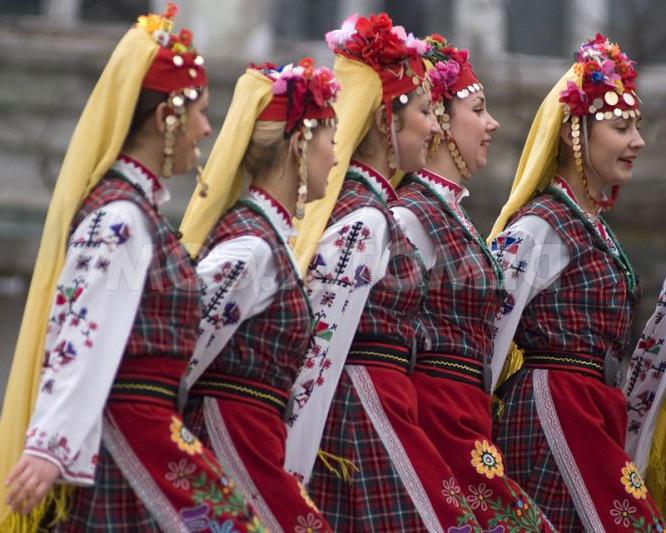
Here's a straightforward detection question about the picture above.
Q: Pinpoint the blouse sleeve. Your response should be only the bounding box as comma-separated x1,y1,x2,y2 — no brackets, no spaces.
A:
285,207,391,483
490,215,570,390
23,201,152,485
391,205,437,271
625,277,666,474
185,235,278,388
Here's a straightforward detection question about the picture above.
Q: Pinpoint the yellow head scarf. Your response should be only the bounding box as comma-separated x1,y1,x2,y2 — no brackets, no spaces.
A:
179,69,274,256
488,66,577,241
0,27,158,528
293,55,382,272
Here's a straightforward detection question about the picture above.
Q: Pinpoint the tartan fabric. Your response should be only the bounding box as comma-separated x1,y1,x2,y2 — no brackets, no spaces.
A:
54,443,161,532
67,175,260,531
73,172,201,360
493,370,584,532
399,174,505,363
328,172,427,345
307,370,429,532
509,189,640,359
196,200,312,392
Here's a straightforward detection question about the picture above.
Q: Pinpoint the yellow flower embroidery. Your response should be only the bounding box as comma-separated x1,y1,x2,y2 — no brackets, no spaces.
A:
621,461,647,500
169,416,203,456
298,481,321,512
470,440,504,479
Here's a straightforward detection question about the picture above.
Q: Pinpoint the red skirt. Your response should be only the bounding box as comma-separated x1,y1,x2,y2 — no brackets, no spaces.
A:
495,368,665,532
308,365,482,531
413,370,555,531
54,357,261,532
185,394,332,532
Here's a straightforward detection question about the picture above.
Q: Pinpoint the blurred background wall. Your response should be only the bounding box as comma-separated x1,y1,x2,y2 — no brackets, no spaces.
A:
1,0,666,402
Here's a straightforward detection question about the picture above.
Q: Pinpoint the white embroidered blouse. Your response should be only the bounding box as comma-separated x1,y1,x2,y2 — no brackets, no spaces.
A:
23,156,167,485
184,186,300,388
284,162,395,483
489,176,620,390
625,277,666,475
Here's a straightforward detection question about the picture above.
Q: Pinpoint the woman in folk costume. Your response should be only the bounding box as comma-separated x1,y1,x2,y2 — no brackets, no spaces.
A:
488,34,664,531
0,4,262,532
394,35,554,531
285,13,482,532
625,277,666,514
178,59,339,532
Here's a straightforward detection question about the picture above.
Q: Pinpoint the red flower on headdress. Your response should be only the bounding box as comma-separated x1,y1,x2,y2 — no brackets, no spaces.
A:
178,29,193,47
164,2,179,19
560,81,589,116
331,13,418,70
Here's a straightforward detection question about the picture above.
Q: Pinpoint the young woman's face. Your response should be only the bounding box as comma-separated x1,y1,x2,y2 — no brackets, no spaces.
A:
448,91,499,176
172,88,211,175
395,91,441,172
305,124,337,202
585,116,645,186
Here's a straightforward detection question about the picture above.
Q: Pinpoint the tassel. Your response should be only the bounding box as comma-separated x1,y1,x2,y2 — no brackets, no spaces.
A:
0,483,72,532
316,450,359,483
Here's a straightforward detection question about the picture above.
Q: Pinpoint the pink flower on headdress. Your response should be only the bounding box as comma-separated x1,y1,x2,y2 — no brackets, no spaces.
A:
325,13,359,51
559,80,588,116
428,60,461,101
600,59,621,85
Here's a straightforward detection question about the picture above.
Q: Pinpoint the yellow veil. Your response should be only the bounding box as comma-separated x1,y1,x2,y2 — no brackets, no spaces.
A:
293,55,382,272
487,66,577,388
0,27,158,529
179,69,274,256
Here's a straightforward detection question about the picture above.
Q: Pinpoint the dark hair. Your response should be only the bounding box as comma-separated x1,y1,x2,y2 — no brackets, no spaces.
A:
126,89,170,140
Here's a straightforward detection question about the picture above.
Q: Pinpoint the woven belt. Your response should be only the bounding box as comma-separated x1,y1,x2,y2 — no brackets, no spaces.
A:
346,338,413,373
190,373,291,418
522,351,606,381
109,375,180,409
415,353,491,392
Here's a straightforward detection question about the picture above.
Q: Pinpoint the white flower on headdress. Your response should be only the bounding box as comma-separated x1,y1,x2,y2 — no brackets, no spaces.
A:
392,25,407,40
405,33,428,54
153,30,170,47
325,13,359,51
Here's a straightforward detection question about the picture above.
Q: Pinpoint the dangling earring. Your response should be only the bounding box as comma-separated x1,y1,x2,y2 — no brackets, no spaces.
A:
429,102,445,156
441,109,470,179
162,92,187,178
296,119,315,219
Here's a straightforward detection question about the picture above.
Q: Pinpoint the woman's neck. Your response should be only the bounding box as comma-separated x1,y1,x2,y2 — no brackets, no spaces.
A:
556,161,606,214
122,142,162,179
352,152,391,181
425,143,464,185
253,165,298,217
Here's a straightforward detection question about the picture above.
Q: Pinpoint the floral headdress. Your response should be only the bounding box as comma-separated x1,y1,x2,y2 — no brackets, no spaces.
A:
137,3,209,190
253,58,340,218
423,34,484,178
559,34,640,209
326,13,429,169
255,58,339,137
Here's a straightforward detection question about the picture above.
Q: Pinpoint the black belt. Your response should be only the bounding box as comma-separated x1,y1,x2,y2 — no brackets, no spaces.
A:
522,349,624,387
415,353,491,393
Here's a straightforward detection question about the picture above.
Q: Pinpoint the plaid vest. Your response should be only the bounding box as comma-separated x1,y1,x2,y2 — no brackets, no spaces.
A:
328,171,426,348
399,175,505,362
511,188,640,358
72,172,201,361
196,200,312,393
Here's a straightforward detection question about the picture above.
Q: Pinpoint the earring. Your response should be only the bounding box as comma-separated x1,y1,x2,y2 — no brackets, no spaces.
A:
162,92,188,178
296,119,316,219
441,111,470,179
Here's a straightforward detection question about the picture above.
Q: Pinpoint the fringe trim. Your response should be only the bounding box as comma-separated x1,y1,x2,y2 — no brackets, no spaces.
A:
0,484,72,532
316,450,359,482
